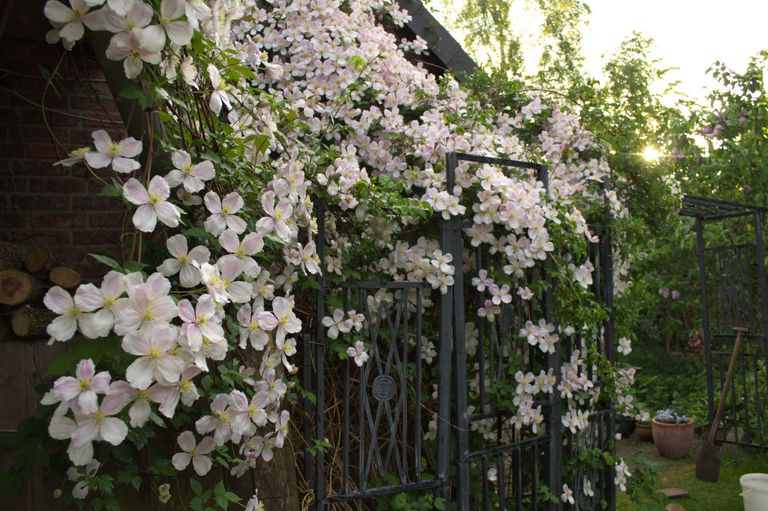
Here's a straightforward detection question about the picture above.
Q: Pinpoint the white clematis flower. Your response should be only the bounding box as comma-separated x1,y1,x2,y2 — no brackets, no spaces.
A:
204,191,246,235
105,26,166,79
53,359,111,415
122,325,185,389
123,176,181,232
158,0,193,45
44,286,85,342
172,431,214,476
157,234,210,287
44,0,91,44
84,130,142,173
165,150,215,193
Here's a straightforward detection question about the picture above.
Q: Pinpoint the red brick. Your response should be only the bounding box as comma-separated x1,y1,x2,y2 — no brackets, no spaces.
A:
0,177,28,192
11,195,71,210
89,211,126,228
29,212,88,229
72,195,121,210
72,229,124,246
29,176,87,194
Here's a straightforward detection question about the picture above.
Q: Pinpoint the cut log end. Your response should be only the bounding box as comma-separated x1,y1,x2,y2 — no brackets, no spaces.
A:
49,267,81,289
11,305,56,339
0,269,41,306
25,246,51,273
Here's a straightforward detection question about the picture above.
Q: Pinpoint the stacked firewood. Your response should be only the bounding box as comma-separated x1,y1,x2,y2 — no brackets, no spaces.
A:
0,241,82,341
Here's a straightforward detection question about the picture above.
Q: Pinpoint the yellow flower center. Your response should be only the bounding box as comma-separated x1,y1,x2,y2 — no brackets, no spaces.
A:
148,347,161,359
236,246,246,257
182,163,194,175
179,254,189,265
196,316,206,325
222,206,231,215
149,193,161,206
215,410,230,423
95,411,105,423
68,306,79,317
143,310,155,321
79,379,91,390
180,381,192,392
108,142,121,156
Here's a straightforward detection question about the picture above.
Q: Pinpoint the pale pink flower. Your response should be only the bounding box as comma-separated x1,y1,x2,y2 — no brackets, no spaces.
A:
70,392,129,448
172,431,214,476
204,191,246,235
321,309,352,339
98,1,152,33
237,302,278,350
178,294,224,351
195,393,232,445
273,410,290,447
272,296,301,344
44,286,84,342
113,273,178,335
157,234,210,287
256,191,294,242
254,368,286,404
158,0,193,45
346,341,369,367
53,359,111,414
105,26,165,79
489,283,512,305
148,366,201,418
123,176,181,232
297,241,320,275
122,325,185,389
245,490,265,511
219,229,263,277
74,270,125,338
83,130,142,173
517,287,533,300
67,459,100,499
561,484,575,505
165,149,215,192
44,0,91,44
207,64,231,115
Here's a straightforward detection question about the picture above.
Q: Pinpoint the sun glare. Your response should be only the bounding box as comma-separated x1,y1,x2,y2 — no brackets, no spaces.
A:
642,146,662,163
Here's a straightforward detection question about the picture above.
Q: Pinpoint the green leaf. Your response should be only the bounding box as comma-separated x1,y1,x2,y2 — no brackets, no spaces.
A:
99,184,123,197
89,253,121,271
190,479,203,497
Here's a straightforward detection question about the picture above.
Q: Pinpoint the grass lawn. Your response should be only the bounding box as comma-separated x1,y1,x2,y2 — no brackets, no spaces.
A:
616,434,768,510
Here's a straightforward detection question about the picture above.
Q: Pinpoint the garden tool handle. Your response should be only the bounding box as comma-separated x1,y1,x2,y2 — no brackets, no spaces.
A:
707,327,747,445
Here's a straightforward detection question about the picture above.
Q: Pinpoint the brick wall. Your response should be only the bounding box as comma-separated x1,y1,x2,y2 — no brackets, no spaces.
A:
0,48,128,281
0,3,130,508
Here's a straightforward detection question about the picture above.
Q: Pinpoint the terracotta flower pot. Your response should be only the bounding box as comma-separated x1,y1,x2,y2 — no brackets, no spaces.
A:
652,418,694,458
635,421,653,442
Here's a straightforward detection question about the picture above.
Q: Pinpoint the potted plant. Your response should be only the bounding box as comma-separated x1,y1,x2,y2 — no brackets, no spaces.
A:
634,410,653,442
652,409,694,458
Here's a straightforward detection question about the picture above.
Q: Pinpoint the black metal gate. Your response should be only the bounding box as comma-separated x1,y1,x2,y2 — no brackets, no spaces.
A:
682,195,768,449
305,153,616,510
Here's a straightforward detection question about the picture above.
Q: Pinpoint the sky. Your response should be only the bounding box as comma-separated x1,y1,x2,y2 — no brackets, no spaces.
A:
581,0,768,102
428,0,768,103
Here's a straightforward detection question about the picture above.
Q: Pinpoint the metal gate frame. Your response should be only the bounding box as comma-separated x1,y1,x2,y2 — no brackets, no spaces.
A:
681,195,768,449
305,152,616,510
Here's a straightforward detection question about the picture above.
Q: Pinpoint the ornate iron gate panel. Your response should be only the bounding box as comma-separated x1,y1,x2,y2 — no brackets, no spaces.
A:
306,154,616,510
445,153,616,511
306,203,451,509
682,195,768,449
